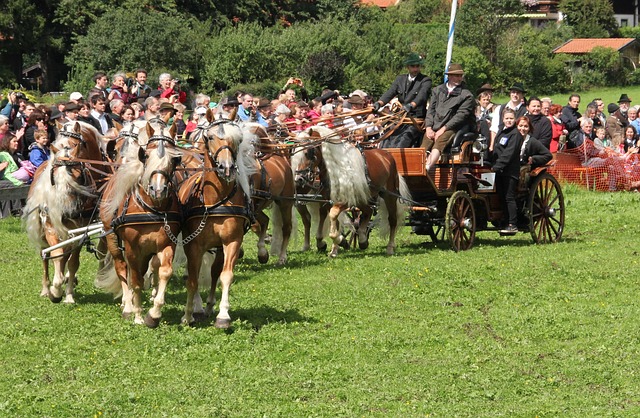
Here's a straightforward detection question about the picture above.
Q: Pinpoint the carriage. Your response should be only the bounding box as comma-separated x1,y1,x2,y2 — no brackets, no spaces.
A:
384,130,566,252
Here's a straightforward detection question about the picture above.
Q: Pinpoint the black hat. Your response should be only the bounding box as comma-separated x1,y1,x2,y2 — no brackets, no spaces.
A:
64,102,79,112
257,98,271,109
607,103,619,114
159,102,175,113
476,83,493,95
50,107,63,120
509,82,526,94
149,90,162,98
222,96,239,107
618,94,632,103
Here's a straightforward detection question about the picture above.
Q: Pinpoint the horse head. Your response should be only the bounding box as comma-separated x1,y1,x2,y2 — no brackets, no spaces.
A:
138,120,181,204
108,122,141,163
51,121,104,188
204,120,242,183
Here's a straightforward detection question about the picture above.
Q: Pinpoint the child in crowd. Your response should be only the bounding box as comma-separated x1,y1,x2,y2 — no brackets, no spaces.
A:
593,127,610,150
29,129,50,168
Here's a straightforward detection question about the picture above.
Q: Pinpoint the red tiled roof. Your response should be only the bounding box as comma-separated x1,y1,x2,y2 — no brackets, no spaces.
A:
360,0,400,8
553,38,637,54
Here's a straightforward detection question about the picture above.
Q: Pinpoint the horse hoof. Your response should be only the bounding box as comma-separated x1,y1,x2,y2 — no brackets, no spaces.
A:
258,253,269,264
144,313,161,328
238,248,245,259
48,293,63,304
122,311,132,320
317,242,327,252
215,318,232,329
359,241,369,250
193,312,208,322
339,237,350,250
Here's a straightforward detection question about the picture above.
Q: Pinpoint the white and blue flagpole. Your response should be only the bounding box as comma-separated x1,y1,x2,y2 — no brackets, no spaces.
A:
444,0,458,82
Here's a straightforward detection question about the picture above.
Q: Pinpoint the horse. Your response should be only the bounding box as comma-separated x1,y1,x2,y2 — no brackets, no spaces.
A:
96,120,182,327
294,125,410,257
177,117,257,328
23,121,112,303
242,122,294,265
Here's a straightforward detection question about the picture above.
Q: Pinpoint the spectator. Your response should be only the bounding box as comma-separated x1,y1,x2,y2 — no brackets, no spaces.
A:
585,102,602,136
29,129,50,168
491,108,523,235
63,102,79,123
593,127,610,149
475,84,494,140
421,63,475,170
1,91,19,120
255,99,273,128
622,126,639,153
490,82,527,151
272,103,291,141
318,104,335,128
606,103,625,150
0,130,31,186
560,94,581,136
194,93,211,109
77,102,100,131
158,73,186,104
0,115,9,142
568,117,593,149
307,98,322,122
184,106,207,140
238,93,254,122
217,96,240,120
628,106,640,134
107,73,130,106
121,105,136,125
144,96,160,120
23,109,47,159
518,116,552,168
279,77,309,106
593,98,606,127
540,97,552,116
13,101,35,131
89,96,114,136
69,92,84,103
88,71,109,104
617,94,632,126
109,98,125,125
158,102,175,123
173,103,187,137
129,68,152,104
375,53,432,149
130,102,144,120
525,96,552,149
547,104,565,153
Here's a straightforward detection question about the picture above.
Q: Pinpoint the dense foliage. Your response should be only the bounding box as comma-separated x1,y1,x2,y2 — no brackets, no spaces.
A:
0,0,634,99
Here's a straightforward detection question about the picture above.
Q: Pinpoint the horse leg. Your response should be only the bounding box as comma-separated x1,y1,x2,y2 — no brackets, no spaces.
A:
276,202,293,265
384,195,399,255
145,247,174,328
114,255,133,319
328,204,346,258
62,248,81,304
128,255,146,326
255,210,270,264
316,203,328,252
357,206,373,251
40,259,50,297
182,243,203,326
297,204,312,251
205,250,223,318
215,240,241,329
48,248,68,303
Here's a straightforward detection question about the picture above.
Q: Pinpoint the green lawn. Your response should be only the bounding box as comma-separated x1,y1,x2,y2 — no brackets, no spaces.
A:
1,184,640,416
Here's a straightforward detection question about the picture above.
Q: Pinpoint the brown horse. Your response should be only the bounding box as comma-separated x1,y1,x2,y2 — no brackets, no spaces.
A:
23,122,112,303
294,126,409,257
97,121,182,327
242,122,295,265
177,118,256,328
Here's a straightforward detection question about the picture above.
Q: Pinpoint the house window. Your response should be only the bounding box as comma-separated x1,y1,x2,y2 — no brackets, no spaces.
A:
621,19,629,27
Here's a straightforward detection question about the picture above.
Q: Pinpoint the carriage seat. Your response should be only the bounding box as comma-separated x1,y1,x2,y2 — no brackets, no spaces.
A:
446,125,477,155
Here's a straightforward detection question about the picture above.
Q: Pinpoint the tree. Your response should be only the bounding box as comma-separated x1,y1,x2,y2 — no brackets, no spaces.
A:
456,0,525,65
559,0,619,38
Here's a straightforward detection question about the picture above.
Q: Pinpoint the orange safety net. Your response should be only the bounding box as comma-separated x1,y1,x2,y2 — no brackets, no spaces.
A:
549,141,640,192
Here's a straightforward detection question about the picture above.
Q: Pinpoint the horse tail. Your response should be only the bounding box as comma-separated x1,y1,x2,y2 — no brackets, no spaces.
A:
94,253,123,298
309,202,329,239
269,203,283,256
377,175,410,239
198,252,214,291
22,166,52,250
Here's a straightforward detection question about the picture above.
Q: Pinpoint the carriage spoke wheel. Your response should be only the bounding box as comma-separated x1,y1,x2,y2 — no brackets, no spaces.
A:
445,191,476,252
428,223,445,243
528,172,565,244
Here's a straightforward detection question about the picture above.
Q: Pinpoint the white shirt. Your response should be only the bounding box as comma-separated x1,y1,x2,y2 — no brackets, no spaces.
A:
90,109,108,134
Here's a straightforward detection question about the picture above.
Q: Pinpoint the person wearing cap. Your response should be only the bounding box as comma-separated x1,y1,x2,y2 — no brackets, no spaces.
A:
475,83,494,140
158,101,176,124
422,63,475,170
184,105,209,140
375,52,432,148
617,94,632,126
256,98,273,128
606,103,625,149
560,94,581,137
272,104,291,140
69,92,84,103
489,82,527,151
215,95,239,121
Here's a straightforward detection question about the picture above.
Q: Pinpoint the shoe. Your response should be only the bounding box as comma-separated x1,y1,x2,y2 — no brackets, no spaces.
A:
499,224,518,235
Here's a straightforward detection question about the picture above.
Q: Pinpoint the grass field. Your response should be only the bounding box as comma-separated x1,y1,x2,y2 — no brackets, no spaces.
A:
2,184,640,416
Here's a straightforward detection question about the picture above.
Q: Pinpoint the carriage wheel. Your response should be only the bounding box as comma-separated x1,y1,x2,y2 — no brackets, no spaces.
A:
445,191,476,252
528,173,565,244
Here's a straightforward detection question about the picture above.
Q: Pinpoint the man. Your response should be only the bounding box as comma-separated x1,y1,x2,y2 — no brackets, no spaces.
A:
606,103,625,149
158,102,175,123
13,101,35,131
617,94,632,127
374,53,432,148
144,96,160,120
63,102,80,122
489,82,527,150
69,92,84,104
256,98,273,128
109,98,125,125
540,98,552,116
525,97,552,149
129,68,152,104
560,94,581,136
584,102,601,137
217,96,240,120
592,97,606,127
90,96,114,135
88,72,109,103
238,93,254,122
421,63,475,170
158,73,186,104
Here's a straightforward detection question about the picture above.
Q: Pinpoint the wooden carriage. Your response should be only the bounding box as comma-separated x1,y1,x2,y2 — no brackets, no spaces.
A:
386,133,565,251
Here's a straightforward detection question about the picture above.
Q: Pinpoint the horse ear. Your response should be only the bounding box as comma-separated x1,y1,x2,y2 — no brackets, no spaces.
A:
161,111,171,125
206,108,214,123
73,122,81,133
172,155,182,167
309,129,321,140
106,139,117,161
228,107,238,121
169,120,177,138
138,145,147,163
145,122,154,141
55,119,64,131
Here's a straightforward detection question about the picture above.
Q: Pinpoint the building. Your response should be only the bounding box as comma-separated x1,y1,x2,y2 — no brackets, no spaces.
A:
553,38,640,70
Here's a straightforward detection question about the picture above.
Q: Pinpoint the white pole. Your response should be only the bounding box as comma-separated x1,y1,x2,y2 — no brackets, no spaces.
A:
41,227,104,258
444,0,458,82
68,223,103,236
